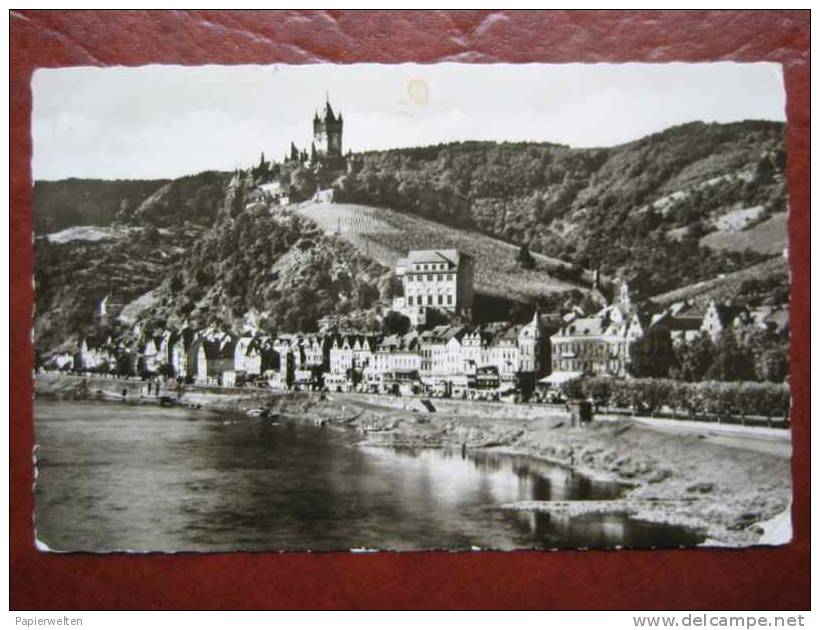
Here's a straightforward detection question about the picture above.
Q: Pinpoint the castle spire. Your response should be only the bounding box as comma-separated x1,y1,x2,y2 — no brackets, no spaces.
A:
324,92,336,121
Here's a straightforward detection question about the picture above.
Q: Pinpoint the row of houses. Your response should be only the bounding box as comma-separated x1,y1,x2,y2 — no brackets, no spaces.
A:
47,240,788,396
47,308,551,395
548,282,789,384
47,289,787,397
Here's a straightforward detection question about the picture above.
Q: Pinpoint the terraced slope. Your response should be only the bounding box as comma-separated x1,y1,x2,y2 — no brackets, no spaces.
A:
294,201,589,302
700,212,788,256
650,257,788,307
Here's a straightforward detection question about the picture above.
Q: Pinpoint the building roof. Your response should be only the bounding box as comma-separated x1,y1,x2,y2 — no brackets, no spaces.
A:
499,325,523,342
316,99,341,123
709,302,748,326
561,317,605,336
665,316,703,331
420,325,466,344
398,249,462,267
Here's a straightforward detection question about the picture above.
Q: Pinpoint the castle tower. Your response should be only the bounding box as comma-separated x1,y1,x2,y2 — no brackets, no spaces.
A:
313,96,343,161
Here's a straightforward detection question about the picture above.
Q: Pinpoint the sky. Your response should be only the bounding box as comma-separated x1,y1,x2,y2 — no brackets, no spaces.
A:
32,62,786,181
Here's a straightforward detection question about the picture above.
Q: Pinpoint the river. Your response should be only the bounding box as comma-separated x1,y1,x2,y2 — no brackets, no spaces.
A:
33,400,704,552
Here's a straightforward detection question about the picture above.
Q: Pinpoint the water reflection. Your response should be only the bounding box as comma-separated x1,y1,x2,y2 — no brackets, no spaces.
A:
33,401,704,552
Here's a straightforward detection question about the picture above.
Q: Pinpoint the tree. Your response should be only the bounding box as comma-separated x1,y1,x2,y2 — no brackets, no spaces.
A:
670,335,715,382
354,280,380,309
706,333,756,382
560,377,585,401
377,274,403,301
755,347,789,383
754,153,774,185
516,243,536,270
582,377,613,410
290,167,317,200
382,310,411,336
629,326,675,378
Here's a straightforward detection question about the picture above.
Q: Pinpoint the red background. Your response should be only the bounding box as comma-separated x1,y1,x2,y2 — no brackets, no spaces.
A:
10,10,810,610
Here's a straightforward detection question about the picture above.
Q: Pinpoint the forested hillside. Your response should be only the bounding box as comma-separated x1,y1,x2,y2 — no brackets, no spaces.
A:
142,205,391,333
126,171,234,227
34,178,168,233
33,120,789,352
34,224,201,351
34,173,391,349
333,120,787,298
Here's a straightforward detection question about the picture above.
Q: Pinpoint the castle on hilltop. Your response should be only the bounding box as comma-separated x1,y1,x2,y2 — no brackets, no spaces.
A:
312,98,343,161
285,95,346,170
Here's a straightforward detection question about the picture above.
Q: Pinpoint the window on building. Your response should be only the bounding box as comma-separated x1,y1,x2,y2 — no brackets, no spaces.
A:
427,274,432,281
408,296,413,306
446,295,453,305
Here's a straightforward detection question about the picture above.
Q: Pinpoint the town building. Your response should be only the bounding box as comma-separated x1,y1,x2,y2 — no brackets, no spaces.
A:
74,336,116,372
323,334,377,392
365,333,421,394
549,317,629,378
167,327,197,379
227,335,264,385
701,299,748,341
141,336,164,375
548,281,639,379
652,302,704,346
393,249,475,326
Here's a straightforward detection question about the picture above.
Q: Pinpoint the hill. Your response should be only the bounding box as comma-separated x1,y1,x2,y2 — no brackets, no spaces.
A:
294,201,589,303
33,170,235,350
140,204,392,334
699,212,788,256
34,224,202,352
649,256,789,308
333,120,788,299
32,121,790,350
34,178,168,233
127,171,234,227
34,171,233,235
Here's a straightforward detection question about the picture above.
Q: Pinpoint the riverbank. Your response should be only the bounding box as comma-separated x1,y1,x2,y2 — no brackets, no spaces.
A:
35,373,792,547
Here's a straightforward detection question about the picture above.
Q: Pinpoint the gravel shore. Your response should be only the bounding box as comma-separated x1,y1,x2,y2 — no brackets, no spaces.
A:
35,374,792,547
304,394,792,547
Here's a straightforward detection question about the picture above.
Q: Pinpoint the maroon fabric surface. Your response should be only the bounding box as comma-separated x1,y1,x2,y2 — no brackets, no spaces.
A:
10,10,810,610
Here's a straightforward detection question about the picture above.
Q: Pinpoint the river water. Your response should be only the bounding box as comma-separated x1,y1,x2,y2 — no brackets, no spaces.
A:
33,400,703,552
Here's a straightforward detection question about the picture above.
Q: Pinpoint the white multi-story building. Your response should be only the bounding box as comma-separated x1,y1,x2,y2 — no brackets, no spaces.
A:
418,325,467,378
549,283,645,378
234,336,263,376
393,249,474,326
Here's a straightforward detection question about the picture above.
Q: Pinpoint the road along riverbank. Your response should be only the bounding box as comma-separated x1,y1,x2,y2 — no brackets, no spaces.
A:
35,374,792,547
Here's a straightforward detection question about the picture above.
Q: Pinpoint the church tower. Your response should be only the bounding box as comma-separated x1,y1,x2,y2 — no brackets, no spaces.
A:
312,95,343,161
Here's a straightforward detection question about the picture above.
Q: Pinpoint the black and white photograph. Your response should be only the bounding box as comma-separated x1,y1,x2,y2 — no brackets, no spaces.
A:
32,62,792,553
